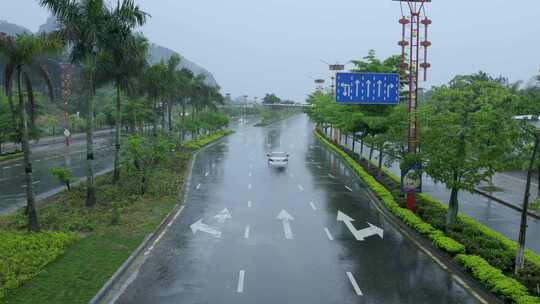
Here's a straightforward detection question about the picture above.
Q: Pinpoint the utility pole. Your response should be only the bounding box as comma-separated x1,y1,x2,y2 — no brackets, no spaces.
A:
60,62,72,147
396,0,431,212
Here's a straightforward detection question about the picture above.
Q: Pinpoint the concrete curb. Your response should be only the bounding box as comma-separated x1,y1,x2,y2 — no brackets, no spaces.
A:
473,188,540,220
314,131,502,304
88,133,230,304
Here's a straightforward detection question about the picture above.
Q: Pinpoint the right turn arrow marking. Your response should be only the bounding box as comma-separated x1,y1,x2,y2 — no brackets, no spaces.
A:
337,211,383,241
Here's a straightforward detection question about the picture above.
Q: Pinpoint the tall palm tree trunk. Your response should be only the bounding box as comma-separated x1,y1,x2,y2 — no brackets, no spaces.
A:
17,69,39,231
168,101,173,133
181,99,186,141
85,67,96,207
113,82,122,183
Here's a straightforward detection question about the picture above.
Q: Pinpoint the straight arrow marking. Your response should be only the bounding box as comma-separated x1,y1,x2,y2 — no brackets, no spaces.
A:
214,208,232,223
277,209,295,240
244,225,250,239
346,272,363,296
237,270,246,293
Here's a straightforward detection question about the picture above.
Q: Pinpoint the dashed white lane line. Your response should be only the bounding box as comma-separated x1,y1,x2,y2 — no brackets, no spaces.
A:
298,184,304,191
309,201,317,211
244,225,250,239
289,173,295,178
249,164,253,169
248,200,252,208
196,184,201,190
345,186,353,192
205,172,209,177
328,173,335,179
237,270,246,293
32,180,40,184
346,272,363,296
324,227,334,241
145,206,185,256
248,172,252,177
248,184,252,190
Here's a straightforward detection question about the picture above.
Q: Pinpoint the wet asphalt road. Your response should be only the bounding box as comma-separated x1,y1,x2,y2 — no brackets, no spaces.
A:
0,134,115,214
113,115,477,304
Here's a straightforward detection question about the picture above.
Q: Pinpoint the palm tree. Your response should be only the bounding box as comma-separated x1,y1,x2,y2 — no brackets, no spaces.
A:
0,33,61,231
142,62,168,136
164,55,181,133
96,33,149,183
39,0,147,206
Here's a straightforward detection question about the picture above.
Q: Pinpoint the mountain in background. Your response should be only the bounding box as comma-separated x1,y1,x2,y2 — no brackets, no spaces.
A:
0,20,31,35
0,17,219,87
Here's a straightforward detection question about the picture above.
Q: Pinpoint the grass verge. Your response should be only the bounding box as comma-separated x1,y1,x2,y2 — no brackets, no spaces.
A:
0,131,229,304
0,151,23,163
314,129,540,304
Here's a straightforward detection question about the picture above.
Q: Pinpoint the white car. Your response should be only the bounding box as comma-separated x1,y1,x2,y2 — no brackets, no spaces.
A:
267,152,289,168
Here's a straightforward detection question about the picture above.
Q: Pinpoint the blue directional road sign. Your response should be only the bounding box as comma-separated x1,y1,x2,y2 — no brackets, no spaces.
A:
336,72,400,105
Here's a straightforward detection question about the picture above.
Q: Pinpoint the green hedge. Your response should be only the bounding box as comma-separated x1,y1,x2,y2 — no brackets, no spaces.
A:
456,255,540,304
0,151,23,163
314,130,540,303
182,130,232,150
0,232,78,300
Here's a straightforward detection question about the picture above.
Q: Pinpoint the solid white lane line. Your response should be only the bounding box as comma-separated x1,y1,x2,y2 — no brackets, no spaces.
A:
237,270,246,293
346,272,363,296
309,201,317,211
345,186,353,192
196,184,201,190
248,200,252,208
244,226,250,239
145,206,185,256
324,227,334,241
298,184,304,191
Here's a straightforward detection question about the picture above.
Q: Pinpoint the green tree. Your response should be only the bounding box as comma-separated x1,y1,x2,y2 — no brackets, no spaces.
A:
420,75,520,227
263,93,281,105
0,32,61,231
97,33,149,183
40,0,147,207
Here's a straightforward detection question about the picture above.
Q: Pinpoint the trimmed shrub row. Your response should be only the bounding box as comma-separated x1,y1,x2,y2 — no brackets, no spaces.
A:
314,130,540,303
182,130,233,150
0,231,78,300
456,255,540,304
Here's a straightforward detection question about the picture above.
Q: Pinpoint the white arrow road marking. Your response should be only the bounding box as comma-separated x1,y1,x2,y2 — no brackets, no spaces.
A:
277,209,295,240
190,219,222,238
337,211,384,241
345,186,353,192
310,201,317,211
346,272,363,296
324,227,334,241
244,225,250,239
298,184,304,191
214,208,232,224
205,172,209,177
196,184,201,190
145,206,185,255
237,270,246,293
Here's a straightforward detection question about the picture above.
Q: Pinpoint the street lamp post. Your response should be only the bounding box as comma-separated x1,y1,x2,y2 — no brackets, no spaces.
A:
515,116,540,274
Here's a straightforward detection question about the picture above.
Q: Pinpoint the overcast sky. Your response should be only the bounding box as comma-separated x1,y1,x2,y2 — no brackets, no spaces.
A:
2,0,540,101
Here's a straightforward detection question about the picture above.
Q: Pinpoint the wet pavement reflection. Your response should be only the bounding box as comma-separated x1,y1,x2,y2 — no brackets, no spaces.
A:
115,115,478,304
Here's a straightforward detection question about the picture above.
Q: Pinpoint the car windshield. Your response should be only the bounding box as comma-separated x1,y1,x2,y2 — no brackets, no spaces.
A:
270,152,287,157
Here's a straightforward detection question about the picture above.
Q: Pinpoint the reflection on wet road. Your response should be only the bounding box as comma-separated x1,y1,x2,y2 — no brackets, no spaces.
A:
114,115,478,304
0,135,115,214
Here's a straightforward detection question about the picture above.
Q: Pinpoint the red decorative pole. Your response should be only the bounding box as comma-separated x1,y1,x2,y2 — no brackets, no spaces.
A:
60,63,72,147
396,0,431,212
